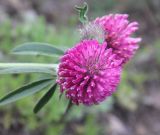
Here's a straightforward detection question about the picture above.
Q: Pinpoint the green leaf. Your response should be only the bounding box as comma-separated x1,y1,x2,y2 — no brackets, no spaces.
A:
33,83,57,114
0,78,54,106
75,2,88,24
0,67,53,74
0,63,58,75
12,42,64,57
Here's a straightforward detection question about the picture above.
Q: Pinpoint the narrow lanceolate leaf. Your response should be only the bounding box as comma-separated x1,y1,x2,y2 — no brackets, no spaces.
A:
0,78,54,106
12,42,64,57
33,83,57,114
0,67,53,74
0,63,58,74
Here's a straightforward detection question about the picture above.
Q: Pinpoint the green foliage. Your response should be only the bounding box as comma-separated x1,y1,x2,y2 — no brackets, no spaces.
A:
115,71,139,111
0,78,53,105
84,115,100,135
0,63,57,74
12,42,64,57
34,83,57,114
0,17,79,134
0,16,154,135
75,2,89,24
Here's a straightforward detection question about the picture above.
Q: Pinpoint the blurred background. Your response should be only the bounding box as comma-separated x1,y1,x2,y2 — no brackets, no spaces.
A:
0,0,160,135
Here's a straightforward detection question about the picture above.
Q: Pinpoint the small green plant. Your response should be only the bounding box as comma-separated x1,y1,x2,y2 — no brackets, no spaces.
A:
0,2,141,124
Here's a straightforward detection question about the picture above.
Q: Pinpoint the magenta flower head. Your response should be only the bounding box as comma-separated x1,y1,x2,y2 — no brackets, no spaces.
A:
94,14,142,63
57,40,122,106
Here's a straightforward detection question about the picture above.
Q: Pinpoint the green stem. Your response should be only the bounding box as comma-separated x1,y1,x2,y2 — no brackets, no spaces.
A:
0,63,59,72
0,63,58,68
59,100,73,122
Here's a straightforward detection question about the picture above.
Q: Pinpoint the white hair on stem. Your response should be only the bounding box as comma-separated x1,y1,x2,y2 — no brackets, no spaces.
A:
79,22,105,43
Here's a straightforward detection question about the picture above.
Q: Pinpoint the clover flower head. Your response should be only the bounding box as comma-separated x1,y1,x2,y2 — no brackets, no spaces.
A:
94,14,142,63
57,40,122,105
